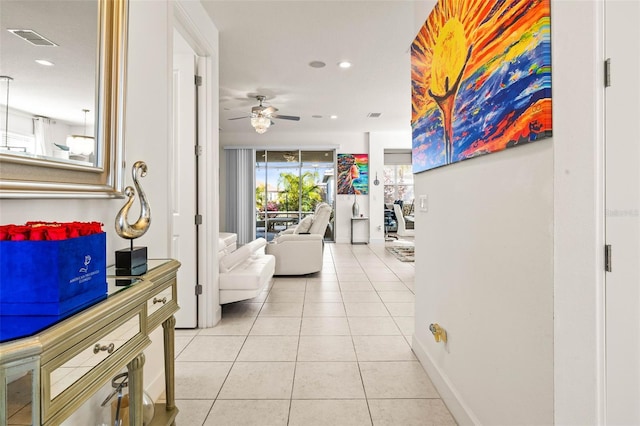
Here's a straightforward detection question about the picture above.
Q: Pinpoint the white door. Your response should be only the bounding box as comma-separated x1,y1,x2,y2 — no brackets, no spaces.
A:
171,30,198,328
605,1,640,423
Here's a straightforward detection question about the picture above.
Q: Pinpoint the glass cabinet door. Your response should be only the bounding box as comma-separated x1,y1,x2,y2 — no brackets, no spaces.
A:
2,357,40,425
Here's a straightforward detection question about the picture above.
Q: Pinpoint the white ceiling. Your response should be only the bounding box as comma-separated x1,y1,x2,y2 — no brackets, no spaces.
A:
0,1,97,127
201,1,431,135
1,1,433,134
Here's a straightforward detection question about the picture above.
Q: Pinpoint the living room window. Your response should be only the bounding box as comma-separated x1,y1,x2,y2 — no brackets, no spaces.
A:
255,149,335,241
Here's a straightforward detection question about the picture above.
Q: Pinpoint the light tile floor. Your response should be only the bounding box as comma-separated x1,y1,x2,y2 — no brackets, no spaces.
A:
172,243,457,425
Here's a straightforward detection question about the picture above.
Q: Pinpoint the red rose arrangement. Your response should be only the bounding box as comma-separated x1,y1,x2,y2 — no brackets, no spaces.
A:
0,222,104,241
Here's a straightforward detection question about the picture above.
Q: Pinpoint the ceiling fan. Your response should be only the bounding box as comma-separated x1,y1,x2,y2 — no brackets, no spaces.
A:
229,95,300,134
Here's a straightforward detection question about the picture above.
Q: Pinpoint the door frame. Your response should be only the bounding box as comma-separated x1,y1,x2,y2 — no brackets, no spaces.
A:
172,2,220,328
171,36,198,328
553,0,606,424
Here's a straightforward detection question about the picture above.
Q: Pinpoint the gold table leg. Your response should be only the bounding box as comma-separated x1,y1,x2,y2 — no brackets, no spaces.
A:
162,316,176,411
127,353,145,426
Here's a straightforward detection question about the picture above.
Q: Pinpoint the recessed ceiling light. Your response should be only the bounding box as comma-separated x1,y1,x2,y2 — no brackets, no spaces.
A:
330,115,338,119
309,61,326,68
337,61,352,69
312,115,323,119
35,59,54,66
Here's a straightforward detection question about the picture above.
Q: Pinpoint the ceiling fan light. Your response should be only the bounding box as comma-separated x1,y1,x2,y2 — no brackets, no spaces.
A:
251,115,271,134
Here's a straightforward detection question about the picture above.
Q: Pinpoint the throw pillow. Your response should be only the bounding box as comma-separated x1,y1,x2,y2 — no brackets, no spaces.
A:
219,245,251,272
402,201,413,216
294,216,314,234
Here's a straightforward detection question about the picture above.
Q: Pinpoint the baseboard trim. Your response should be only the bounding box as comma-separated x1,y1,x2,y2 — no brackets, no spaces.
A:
212,303,222,326
412,335,480,425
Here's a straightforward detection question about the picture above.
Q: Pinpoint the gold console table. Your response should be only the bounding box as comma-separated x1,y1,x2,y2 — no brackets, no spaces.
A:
0,259,181,426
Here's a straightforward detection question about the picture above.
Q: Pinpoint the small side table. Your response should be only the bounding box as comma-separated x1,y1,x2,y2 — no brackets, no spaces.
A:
351,216,370,244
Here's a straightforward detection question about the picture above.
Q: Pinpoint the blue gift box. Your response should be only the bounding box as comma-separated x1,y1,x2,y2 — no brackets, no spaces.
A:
0,232,107,316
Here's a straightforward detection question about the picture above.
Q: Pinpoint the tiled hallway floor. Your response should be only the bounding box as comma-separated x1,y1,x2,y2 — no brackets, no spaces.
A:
171,243,456,425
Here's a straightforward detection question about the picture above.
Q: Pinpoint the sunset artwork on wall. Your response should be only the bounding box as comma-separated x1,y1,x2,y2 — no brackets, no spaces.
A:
411,0,552,173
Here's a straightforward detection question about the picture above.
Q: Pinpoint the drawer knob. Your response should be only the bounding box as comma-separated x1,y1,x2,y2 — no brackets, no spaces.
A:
153,297,167,304
94,343,115,354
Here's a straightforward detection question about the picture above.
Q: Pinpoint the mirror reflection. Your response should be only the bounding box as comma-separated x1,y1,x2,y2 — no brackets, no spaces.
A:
0,1,98,167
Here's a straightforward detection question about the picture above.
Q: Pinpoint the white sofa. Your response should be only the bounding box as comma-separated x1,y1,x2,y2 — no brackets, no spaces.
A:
265,202,332,275
219,237,275,304
219,232,238,253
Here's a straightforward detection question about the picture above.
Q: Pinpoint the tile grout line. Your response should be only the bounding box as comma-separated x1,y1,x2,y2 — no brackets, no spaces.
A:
181,243,437,425
200,285,269,425
347,244,380,426
285,276,306,426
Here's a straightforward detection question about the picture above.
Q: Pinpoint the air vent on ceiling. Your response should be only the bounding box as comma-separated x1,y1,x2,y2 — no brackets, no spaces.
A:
367,112,382,118
8,29,58,47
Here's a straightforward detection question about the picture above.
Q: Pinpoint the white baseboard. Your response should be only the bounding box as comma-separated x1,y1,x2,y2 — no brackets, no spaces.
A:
212,303,222,325
412,335,480,425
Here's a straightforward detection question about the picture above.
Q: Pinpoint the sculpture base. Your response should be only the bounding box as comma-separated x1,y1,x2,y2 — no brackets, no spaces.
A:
116,263,148,276
115,246,147,269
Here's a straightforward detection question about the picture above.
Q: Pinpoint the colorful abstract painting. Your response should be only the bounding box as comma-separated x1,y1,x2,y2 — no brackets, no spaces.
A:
337,154,369,194
411,0,552,173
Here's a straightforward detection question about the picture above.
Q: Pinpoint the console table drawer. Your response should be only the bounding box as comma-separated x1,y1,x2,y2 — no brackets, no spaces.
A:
41,306,149,425
147,276,178,330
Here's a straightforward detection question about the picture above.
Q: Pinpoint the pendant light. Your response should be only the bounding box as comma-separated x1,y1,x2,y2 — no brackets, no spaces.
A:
1,76,13,148
251,114,271,134
66,108,94,156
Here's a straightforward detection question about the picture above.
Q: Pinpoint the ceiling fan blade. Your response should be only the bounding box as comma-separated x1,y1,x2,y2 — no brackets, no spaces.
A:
263,106,277,115
271,114,300,121
228,116,249,120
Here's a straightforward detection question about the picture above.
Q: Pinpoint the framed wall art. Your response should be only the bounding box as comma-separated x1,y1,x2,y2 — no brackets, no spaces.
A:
411,0,552,173
337,153,368,195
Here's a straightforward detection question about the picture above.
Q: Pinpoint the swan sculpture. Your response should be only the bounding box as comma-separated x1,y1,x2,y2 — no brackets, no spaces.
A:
115,161,151,240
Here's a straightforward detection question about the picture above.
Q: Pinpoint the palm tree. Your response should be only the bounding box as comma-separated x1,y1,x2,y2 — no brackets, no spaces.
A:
277,171,323,212
255,183,267,213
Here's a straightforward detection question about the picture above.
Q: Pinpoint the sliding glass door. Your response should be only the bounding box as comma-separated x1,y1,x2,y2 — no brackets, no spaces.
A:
256,149,335,241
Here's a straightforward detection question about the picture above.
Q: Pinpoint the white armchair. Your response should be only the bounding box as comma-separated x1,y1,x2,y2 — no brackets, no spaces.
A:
266,202,332,275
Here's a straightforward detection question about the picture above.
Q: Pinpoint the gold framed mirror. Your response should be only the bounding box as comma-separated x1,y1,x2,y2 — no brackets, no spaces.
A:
0,0,128,198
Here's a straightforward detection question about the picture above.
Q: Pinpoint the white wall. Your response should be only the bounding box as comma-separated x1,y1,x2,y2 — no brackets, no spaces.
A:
413,140,554,425
411,1,610,425
336,134,369,243
410,1,555,424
